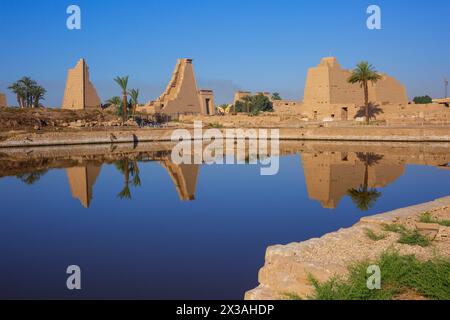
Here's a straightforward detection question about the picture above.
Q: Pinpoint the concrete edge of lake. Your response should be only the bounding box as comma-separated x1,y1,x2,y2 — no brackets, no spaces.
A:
245,196,450,300
1,126,450,148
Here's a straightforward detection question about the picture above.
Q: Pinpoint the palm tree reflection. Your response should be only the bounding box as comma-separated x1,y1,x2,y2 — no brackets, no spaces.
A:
16,170,49,185
347,153,383,211
115,158,141,200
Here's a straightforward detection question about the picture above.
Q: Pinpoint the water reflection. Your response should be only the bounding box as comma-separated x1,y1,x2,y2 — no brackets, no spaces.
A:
1,141,449,210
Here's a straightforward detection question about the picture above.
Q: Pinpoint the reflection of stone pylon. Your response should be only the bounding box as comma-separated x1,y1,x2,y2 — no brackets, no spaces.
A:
66,165,101,208
160,160,199,201
301,152,404,209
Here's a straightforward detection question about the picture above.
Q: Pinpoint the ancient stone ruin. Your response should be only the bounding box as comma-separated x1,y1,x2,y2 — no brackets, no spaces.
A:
62,59,101,110
0,93,7,108
139,59,215,116
302,57,408,121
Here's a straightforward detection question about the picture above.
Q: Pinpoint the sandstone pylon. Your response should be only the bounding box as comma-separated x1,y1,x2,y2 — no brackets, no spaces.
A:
62,59,101,110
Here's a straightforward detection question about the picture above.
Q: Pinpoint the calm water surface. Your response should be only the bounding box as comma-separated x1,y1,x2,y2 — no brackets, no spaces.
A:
0,141,449,299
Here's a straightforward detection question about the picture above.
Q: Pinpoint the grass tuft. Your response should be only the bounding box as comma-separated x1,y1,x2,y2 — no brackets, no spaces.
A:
382,223,407,234
382,223,431,247
282,292,303,300
209,122,224,129
310,250,450,300
364,228,387,241
398,230,431,247
419,212,450,227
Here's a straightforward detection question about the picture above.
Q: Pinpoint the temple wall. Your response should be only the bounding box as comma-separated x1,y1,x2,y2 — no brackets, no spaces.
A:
302,57,409,120
0,93,7,108
198,90,215,115
142,59,214,116
234,91,252,105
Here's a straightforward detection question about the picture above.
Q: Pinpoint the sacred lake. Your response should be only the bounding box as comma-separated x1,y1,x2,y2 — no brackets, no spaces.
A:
0,141,449,299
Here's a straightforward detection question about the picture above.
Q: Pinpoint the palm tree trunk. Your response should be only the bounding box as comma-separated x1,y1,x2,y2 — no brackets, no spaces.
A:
363,163,369,193
364,81,369,125
122,94,127,122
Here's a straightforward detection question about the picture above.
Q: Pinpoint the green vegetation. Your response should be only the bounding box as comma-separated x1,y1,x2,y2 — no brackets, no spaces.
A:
347,62,382,125
114,76,129,121
128,88,140,117
282,292,303,300
309,250,450,300
419,212,450,227
398,230,431,247
271,92,282,101
382,223,430,247
382,223,407,233
209,122,224,129
364,228,387,241
235,94,274,114
413,95,433,104
8,77,47,108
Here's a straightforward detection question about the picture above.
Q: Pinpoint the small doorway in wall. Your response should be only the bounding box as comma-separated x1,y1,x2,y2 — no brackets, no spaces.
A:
205,98,211,115
341,107,348,121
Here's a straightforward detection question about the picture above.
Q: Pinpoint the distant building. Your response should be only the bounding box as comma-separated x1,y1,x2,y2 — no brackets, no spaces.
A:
62,59,101,110
139,59,215,116
233,91,252,105
0,93,7,108
302,57,408,121
233,91,274,105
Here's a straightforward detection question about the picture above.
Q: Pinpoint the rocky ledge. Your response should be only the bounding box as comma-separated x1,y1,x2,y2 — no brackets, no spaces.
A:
245,196,450,300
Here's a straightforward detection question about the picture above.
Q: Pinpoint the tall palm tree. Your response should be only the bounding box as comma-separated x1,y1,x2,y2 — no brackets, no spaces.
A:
114,76,129,122
241,95,253,113
347,62,382,125
30,85,46,108
347,152,384,211
128,89,139,118
19,77,37,108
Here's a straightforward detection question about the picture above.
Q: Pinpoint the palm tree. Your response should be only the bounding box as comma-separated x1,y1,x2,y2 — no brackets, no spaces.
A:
30,85,46,108
114,76,129,122
128,89,139,118
19,77,37,108
347,62,382,125
106,96,122,110
241,95,253,113
347,153,384,211
8,82,26,108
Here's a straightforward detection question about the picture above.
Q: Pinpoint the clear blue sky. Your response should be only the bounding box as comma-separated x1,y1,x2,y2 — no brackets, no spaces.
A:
0,0,449,106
